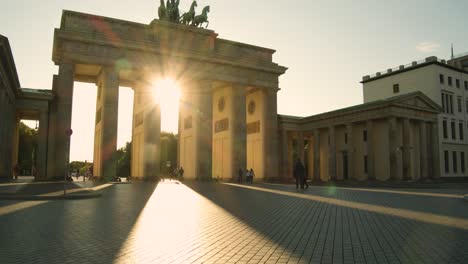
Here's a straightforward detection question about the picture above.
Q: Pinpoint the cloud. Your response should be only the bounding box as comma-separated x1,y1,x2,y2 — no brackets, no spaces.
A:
416,42,440,53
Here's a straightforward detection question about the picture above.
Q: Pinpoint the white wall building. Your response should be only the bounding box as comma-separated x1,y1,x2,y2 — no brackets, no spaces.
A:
362,55,468,178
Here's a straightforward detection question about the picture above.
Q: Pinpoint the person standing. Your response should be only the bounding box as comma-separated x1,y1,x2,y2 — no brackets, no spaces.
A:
13,164,20,180
249,168,255,184
294,159,305,189
238,168,243,183
179,167,184,181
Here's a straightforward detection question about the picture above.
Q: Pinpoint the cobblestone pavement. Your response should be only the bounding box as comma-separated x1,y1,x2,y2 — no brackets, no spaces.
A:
0,181,467,264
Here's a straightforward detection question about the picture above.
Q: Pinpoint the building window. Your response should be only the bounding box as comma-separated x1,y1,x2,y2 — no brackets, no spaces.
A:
466,100,468,113
453,151,458,173
363,130,368,142
451,121,456,139
462,152,466,174
344,133,348,144
393,84,399,94
458,97,463,112
364,155,368,174
440,74,444,84
448,76,453,86
444,151,449,173
441,93,446,112
449,94,454,113
465,81,468,90
443,120,448,139
460,122,464,141
456,79,460,88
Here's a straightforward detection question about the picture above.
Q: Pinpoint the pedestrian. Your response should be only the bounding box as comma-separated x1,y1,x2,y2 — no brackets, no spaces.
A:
13,164,20,180
294,159,305,189
179,167,184,181
249,168,255,183
245,169,250,184
238,168,243,183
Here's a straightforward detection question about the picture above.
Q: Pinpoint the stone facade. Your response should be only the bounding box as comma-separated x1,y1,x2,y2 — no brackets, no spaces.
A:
363,56,468,178
279,92,441,182
0,11,443,183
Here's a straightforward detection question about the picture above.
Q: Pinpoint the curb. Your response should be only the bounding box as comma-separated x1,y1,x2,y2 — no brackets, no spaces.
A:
0,193,102,201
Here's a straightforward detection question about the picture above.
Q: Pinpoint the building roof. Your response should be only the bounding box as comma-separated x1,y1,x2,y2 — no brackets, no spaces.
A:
279,91,441,125
361,56,468,84
0,34,21,92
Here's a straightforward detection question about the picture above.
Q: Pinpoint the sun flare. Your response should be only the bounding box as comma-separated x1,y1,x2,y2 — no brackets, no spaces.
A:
152,78,181,132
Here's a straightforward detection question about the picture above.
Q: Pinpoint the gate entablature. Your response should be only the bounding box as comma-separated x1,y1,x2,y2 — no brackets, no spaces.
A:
52,10,286,89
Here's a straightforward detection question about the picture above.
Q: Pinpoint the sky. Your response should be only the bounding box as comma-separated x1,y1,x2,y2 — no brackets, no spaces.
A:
2,0,468,161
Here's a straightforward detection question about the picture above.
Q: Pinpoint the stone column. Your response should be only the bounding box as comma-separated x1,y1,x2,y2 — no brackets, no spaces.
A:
328,126,337,181
388,117,403,180
346,123,354,180
402,118,413,180
230,84,246,181
143,103,161,179
281,129,289,179
36,111,49,180
431,122,441,179
420,121,428,179
46,75,58,178
193,80,213,180
366,120,375,180
297,132,305,163
313,129,321,181
262,88,279,180
94,67,119,178
53,63,74,177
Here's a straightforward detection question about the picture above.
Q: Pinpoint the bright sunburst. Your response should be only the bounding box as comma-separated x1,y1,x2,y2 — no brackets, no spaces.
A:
152,78,181,132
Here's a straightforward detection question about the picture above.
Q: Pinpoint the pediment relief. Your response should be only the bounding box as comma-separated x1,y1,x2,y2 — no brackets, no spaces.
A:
395,95,439,112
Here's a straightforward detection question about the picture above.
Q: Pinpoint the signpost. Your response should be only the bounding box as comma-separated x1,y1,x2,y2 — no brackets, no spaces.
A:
64,128,73,196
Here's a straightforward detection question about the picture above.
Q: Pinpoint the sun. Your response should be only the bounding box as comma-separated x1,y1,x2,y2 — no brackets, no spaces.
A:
152,78,181,132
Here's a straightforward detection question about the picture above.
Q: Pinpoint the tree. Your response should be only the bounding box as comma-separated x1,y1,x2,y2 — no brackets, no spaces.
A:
17,122,38,175
116,142,131,177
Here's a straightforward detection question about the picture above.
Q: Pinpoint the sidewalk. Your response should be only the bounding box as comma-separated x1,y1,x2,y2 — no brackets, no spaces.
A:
0,180,111,200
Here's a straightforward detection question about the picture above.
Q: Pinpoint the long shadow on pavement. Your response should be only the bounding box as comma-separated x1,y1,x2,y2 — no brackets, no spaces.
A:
0,182,157,264
185,181,468,264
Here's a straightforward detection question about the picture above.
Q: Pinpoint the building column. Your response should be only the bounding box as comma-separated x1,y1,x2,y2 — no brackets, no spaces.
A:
420,121,428,179
430,122,441,179
53,63,74,177
230,84,246,181
193,80,213,180
281,129,289,179
93,67,119,178
12,117,20,173
36,111,49,180
328,126,337,181
46,75,58,178
262,88,279,180
346,123,354,180
297,132,305,163
313,129,321,181
388,117,403,180
366,120,375,180
402,118,413,180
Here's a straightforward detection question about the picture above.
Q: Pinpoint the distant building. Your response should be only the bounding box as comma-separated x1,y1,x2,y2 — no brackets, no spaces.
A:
362,54,468,178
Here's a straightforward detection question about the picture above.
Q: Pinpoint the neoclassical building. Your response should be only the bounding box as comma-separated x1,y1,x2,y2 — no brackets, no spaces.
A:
0,10,442,182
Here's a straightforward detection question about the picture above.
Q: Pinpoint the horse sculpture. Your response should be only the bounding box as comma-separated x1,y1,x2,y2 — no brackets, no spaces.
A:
168,0,180,23
192,5,210,28
180,1,197,25
158,0,167,20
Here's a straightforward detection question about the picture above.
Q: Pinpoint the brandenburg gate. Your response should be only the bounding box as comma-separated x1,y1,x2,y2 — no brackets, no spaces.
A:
48,9,287,180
